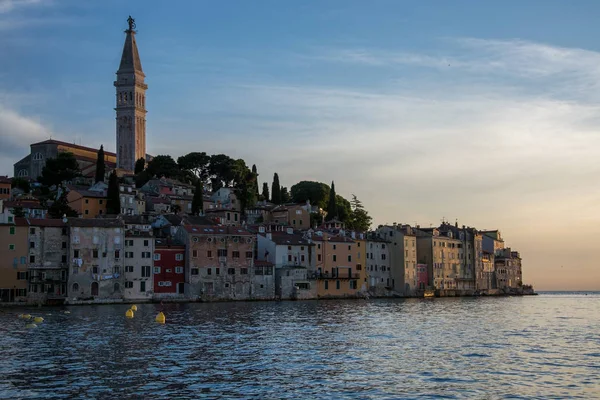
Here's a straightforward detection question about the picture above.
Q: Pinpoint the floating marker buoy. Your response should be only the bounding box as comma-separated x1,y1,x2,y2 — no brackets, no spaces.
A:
131,305,138,311
18,314,24,319
33,316,44,323
155,312,166,324
125,309,134,318
23,314,31,320
64,311,71,314
26,323,37,329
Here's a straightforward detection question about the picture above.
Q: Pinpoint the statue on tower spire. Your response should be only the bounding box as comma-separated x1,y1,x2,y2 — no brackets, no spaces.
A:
127,15,136,31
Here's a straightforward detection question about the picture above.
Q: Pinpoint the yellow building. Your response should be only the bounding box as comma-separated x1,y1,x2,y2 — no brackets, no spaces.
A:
313,232,362,298
66,186,108,218
354,233,368,292
0,218,29,302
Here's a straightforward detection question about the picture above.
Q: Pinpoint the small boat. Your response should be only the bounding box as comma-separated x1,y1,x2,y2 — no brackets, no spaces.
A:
424,290,435,298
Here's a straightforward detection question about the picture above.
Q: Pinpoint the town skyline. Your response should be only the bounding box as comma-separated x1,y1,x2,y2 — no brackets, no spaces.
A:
1,1,600,291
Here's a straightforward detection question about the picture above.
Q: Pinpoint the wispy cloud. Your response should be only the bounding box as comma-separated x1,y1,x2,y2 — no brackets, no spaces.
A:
0,0,43,14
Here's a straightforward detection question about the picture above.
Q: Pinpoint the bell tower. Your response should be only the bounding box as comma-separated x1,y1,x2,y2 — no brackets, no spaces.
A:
115,15,147,172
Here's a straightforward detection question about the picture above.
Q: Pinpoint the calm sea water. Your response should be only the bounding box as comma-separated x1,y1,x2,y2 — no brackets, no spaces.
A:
1,293,599,399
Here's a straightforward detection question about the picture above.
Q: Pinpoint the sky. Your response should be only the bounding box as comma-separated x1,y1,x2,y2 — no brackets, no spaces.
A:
1,0,599,290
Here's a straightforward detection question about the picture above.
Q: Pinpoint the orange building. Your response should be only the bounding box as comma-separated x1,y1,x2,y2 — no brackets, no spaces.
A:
0,218,29,302
66,186,107,218
0,176,11,200
312,232,362,298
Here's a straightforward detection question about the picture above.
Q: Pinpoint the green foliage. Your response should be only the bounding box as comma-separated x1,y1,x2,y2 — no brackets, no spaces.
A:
335,194,351,223
106,171,120,215
280,186,291,203
209,154,237,190
134,157,146,175
271,173,281,204
290,181,330,208
233,162,257,215
192,180,204,215
39,152,81,187
251,164,259,197
178,152,210,183
147,155,179,179
11,177,30,194
13,206,25,218
325,181,338,221
172,204,182,214
47,192,78,219
346,194,372,232
261,182,269,202
95,145,105,183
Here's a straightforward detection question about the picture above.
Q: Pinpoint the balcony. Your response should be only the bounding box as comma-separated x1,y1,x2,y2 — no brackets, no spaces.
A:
28,263,68,270
309,272,360,280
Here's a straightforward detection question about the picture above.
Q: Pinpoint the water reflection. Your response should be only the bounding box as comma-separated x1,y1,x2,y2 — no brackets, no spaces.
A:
1,294,599,399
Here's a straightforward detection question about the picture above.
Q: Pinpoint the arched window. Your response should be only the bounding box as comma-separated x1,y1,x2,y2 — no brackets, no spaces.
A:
129,92,132,101
72,282,79,292
33,152,43,161
18,169,28,177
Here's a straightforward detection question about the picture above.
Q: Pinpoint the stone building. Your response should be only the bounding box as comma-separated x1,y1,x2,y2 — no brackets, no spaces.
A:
123,229,154,301
366,233,392,296
26,219,69,304
312,232,362,298
177,221,274,301
67,218,125,301
0,218,29,302
416,227,462,290
115,16,147,172
269,202,311,228
494,248,523,290
376,224,417,295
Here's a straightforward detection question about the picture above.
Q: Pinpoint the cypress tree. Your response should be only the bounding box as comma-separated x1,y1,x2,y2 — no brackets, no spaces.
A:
134,157,146,175
326,181,337,221
95,145,105,183
106,171,120,215
252,164,259,197
271,173,281,204
262,182,270,202
192,180,204,215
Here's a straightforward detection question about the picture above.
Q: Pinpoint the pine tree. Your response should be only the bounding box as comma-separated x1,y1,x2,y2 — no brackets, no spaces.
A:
192,180,204,215
271,173,281,204
95,145,105,183
326,180,338,221
262,182,270,202
106,171,120,215
252,164,259,197
134,157,146,175
348,194,372,231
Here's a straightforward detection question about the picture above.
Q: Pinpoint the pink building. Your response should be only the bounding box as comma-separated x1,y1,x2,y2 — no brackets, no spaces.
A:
417,263,428,290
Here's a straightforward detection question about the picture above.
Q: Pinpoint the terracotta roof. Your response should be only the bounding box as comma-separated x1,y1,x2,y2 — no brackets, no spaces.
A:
261,232,314,246
31,139,116,157
27,219,67,227
155,238,185,248
68,218,123,228
183,225,253,236
0,176,11,184
3,200,44,209
67,185,107,198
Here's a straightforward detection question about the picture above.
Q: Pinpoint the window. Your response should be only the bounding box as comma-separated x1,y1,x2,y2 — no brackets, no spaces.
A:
125,252,134,258
29,255,35,263
140,281,146,292
113,266,120,274
317,244,321,249
8,243,14,250
74,250,80,258
350,280,357,289
318,254,322,262
142,252,151,258
125,266,134,272
154,253,161,261
191,268,199,275
333,255,337,262
176,254,183,261
193,250,198,258
143,239,149,247
381,254,387,260
301,255,305,262
62,241,67,249
85,199,89,204
207,268,212,275
246,251,253,259
125,281,133,289
228,268,235,275
232,251,240,258
154,267,161,274
92,266,99,274
333,245,336,250
215,268,220,275
288,246,292,250
348,245,351,251
93,249,99,258
336,280,340,290
8,216,14,223
356,264,362,270
72,283,79,292
288,255,292,262
217,249,227,257
175,267,183,274
324,281,329,290
115,250,120,259
141,266,151,277
20,256,26,264
29,228,35,235
348,255,352,262
17,271,28,280
125,240,133,246
357,242,361,247
9,227,15,235
241,268,248,275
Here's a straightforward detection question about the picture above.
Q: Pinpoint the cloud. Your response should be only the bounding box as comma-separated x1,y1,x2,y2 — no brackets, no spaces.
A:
0,0,42,14
0,105,50,174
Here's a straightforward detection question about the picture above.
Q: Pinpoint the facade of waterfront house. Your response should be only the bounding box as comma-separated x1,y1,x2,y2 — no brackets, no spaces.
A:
417,264,428,289
177,223,274,301
416,228,462,290
494,248,522,290
275,266,316,300
26,219,69,304
376,224,416,295
66,186,107,218
0,219,29,302
438,223,476,291
353,233,368,293
153,238,186,297
67,218,125,300
0,176,11,200
312,232,361,298
481,250,495,290
366,234,392,296
123,230,154,300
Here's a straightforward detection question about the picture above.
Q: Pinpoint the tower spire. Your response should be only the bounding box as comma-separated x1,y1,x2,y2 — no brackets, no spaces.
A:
114,16,147,172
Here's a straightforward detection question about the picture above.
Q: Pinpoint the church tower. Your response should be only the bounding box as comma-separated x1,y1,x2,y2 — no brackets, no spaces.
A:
115,16,147,172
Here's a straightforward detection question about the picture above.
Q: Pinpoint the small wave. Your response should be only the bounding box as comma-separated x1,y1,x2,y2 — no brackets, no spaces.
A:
463,353,491,358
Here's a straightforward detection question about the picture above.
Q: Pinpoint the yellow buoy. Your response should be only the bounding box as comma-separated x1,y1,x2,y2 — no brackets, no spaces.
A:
64,311,71,314
17,314,24,319
25,323,37,329
125,309,134,318
131,305,138,311
155,312,166,324
33,316,44,323
23,314,31,320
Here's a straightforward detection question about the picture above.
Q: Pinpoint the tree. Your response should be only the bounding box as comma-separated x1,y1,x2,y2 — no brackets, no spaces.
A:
47,192,78,219
11,177,30,194
209,154,237,190
95,145,105,183
326,181,338,221
290,181,330,209
280,186,291,203
177,152,210,182
13,206,25,218
251,164,259,197
347,194,372,232
134,157,146,175
191,180,204,215
336,194,352,223
172,204,182,214
146,155,179,179
39,152,81,187
106,171,120,215
271,173,281,204
262,182,270,202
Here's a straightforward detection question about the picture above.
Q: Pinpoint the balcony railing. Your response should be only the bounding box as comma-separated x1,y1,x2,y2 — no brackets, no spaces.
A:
308,272,360,280
28,263,68,270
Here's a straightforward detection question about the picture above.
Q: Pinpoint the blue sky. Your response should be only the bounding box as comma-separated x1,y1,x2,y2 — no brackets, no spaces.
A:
1,0,600,290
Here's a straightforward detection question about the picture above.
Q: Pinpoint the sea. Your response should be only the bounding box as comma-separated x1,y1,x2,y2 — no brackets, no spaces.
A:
0,292,598,399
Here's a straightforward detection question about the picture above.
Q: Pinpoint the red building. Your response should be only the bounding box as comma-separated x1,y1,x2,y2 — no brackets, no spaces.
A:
417,263,428,290
153,238,186,296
